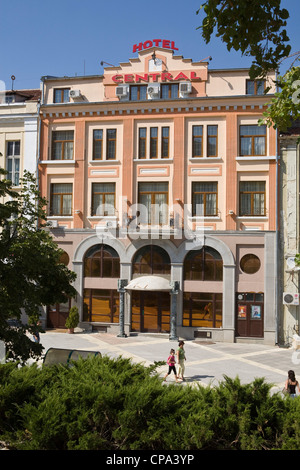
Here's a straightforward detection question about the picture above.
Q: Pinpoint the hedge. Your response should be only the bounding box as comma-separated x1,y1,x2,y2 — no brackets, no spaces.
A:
0,356,300,450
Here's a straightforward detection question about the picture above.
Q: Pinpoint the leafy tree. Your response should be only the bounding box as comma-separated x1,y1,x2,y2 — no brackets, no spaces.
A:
259,65,300,132
197,0,291,79
196,0,300,131
0,168,76,363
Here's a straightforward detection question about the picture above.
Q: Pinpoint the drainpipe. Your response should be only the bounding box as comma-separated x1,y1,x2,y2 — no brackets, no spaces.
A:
275,69,280,345
36,78,44,228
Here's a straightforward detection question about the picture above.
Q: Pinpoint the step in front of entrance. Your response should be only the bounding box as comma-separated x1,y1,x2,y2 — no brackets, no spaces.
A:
235,337,265,345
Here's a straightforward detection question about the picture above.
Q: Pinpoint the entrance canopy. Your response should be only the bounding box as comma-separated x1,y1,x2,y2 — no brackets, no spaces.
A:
125,275,171,291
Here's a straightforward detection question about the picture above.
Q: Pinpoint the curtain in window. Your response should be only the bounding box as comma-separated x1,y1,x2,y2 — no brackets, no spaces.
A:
154,193,168,224
254,137,265,155
51,183,72,216
93,183,115,216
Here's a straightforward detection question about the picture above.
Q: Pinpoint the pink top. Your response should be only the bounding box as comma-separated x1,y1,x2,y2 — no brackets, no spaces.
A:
167,355,175,365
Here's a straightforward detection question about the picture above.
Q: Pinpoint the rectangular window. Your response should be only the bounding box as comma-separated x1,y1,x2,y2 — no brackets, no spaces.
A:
239,181,266,216
246,80,265,95
150,127,158,159
130,85,147,101
192,125,203,157
92,183,115,216
192,182,218,216
51,131,74,160
161,83,179,99
161,127,170,158
207,125,218,157
183,292,222,328
106,129,116,160
240,125,266,156
138,128,147,159
93,130,103,160
50,183,73,216
138,182,169,225
6,141,20,186
53,88,70,103
83,289,119,323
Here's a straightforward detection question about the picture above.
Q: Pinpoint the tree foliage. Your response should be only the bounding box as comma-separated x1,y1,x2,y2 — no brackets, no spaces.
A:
259,65,300,132
0,356,299,450
197,0,291,80
0,169,76,363
196,0,300,133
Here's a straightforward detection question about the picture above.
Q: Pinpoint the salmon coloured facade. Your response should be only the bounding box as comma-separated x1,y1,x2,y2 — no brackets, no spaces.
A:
39,44,278,344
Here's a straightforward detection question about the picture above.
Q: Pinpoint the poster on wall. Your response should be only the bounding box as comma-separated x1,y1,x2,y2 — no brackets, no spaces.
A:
251,305,261,320
238,305,247,319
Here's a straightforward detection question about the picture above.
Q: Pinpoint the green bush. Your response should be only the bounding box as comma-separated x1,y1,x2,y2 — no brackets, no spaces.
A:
0,356,299,450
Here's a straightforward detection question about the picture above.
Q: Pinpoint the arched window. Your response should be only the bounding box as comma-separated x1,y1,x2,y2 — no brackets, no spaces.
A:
133,245,171,275
84,244,120,278
184,246,223,281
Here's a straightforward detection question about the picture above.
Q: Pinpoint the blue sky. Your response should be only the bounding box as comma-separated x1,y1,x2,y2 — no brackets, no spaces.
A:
1,0,299,91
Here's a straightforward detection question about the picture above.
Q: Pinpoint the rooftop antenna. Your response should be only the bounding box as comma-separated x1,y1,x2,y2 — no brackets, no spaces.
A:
11,75,15,90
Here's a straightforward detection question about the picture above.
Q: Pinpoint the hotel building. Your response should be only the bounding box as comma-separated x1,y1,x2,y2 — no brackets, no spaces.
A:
39,44,278,344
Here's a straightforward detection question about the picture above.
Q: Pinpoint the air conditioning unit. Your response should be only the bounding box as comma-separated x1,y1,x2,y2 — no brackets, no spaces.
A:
179,82,192,94
147,84,160,97
283,292,300,305
48,219,58,228
116,85,129,97
70,89,81,98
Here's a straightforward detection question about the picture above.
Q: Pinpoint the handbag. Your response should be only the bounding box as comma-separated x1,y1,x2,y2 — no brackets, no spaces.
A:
282,380,290,395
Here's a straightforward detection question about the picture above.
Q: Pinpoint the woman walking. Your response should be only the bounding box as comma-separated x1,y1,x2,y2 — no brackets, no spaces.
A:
177,341,186,381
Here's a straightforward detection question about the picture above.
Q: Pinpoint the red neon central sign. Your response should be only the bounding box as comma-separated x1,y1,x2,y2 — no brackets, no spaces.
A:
132,39,179,53
112,72,201,84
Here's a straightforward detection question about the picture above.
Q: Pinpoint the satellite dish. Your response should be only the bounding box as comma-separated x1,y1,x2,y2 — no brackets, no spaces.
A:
287,257,296,269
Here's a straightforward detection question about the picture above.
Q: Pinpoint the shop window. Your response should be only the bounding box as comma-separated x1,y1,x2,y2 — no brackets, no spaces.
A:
83,289,119,323
84,244,120,278
239,181,266,216
184,246,223,281
183,292,222,328
240,254,261,274
133,245,171,275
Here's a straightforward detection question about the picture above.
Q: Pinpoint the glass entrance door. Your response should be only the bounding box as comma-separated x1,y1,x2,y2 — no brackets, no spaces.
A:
131,291,170,333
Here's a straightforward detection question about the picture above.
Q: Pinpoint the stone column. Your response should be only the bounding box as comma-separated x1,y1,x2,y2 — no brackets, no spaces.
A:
117,279,128,337
170,281,179,341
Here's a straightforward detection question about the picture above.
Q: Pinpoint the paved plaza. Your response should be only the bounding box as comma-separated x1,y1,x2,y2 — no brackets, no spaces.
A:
36,330,300,395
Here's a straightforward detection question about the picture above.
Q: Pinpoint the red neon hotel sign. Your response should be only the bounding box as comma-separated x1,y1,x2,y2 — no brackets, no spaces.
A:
132,39,179,53
111,39,202,83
